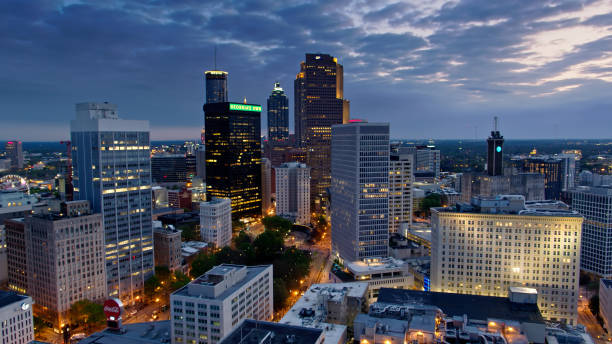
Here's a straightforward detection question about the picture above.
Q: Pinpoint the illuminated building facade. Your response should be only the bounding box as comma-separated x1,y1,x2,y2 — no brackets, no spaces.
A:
25,201,106,328
71,102,154,304
204,102,262,219
512,155,576,200
389,152,414,234
275,162,310,225
571,186,612,277
295,53,350,208
204,70,228,104
151,154,189,183
5,218,26,294
4,141,23,170
431,195,582,324
331,122,389,262
267,82,289,143
200,198,232,249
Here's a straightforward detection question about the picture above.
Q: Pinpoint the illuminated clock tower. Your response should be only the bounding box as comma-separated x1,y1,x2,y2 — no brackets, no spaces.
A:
487,116,504,176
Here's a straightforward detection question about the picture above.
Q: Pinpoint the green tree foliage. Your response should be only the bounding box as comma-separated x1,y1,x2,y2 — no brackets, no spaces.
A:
273,278,289,310
190,252,218,278
68,300,105,330
273,248,311,291
262,216,293,235
171,271,191,291
155,266,172,282
590,294,600,316
144,275,160,299
179,223,200,242
253,230,284,262
420,193,442,215
311,215,327,241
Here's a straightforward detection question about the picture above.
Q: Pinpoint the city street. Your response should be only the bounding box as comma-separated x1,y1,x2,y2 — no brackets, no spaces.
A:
578,287,609,344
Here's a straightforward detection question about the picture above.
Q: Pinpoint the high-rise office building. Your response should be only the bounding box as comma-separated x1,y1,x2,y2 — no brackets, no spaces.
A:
204,102,262,219
275,162,310,225
200,198,232,249
0,291,34,344
331,122,389,262
5,218,26,294
204,71,228,104
267,82,289,143
170,264,273,344
25,201,106,327
487,117,504,176
71,102,154,303
295,53,350,208
196,147,206,179
571,186,612,277
431,195,583,324
512,154,576,200
4,141,23,170
389,152,414,234
261,158,272,215
151,154,189,183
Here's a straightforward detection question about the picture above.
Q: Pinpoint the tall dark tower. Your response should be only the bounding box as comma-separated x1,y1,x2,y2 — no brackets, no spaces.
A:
487,116,504,176
267,82,289,143
205,102,262,219
294,53,350,209
204,70,228,104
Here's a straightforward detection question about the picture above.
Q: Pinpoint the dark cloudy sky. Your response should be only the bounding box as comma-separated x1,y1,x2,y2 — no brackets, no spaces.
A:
1,0,612,141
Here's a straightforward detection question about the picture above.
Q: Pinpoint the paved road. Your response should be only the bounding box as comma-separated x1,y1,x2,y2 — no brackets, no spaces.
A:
578,287,609,344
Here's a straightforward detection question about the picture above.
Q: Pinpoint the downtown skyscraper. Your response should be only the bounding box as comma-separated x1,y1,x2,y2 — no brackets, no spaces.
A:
331,121,389,263
71,102,154,304
205,102,262,219
267,82,289,143
295,53,350,208
204,70,228,104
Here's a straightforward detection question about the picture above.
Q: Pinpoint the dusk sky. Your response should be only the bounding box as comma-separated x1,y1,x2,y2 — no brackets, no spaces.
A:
1,0,612,141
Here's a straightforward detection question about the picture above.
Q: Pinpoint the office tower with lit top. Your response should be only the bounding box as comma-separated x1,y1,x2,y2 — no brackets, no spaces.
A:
295,53,350,208
487,117,504,176
204,102,262,219
204,70,228,104
331,121,389,262
430,195,582,324
4,141,23,170
267,82,289,143
70,102,154,303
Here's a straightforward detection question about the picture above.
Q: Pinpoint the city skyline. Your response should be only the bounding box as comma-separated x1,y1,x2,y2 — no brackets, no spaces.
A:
2,1,612,140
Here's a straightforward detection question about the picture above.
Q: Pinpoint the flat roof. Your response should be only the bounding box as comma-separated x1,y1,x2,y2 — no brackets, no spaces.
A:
78,321,170,344
219,319,323,344
0,291,29,308
376,288,544,324
346,257,407,275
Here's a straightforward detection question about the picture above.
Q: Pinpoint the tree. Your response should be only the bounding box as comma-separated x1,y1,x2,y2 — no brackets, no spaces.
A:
190,252,218,278
273,278,289,311
171,271,191,291
590,294,600,316
420,193,442,215
68,300,105,331
155,266,172,283
253,230,284,263
144,275,160,300
179,223,200,241
273,248,311,291
262,216,293,236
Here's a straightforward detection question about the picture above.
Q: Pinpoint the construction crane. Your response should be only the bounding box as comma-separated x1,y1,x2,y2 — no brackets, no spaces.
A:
60,140,73,201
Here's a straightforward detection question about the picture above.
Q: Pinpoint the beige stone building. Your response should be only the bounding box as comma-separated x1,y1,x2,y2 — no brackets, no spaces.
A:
431,195,582,325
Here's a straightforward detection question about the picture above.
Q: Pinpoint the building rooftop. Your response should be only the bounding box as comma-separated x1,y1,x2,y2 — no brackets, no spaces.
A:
78,321,171,344
346,257,407,275
435,195,581,217
219,319,323,344
0,291,29,308
280,282,368,344
376,288,544,324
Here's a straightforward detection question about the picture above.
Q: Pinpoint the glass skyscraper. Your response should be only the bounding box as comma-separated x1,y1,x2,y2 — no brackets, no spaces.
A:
205,70,228,104
331,121,389,262
70,102,154,304
205,102,262,219
295,53,350,209
267,82,289,143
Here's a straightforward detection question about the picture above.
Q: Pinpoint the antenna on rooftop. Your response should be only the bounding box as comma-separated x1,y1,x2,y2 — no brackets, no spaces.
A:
494,116,498,131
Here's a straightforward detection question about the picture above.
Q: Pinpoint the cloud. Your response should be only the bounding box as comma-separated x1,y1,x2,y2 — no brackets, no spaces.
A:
0,0,611,140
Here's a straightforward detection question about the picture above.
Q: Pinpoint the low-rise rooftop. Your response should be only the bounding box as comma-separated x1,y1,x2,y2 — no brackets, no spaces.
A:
78,320,171,344
219,319,323,344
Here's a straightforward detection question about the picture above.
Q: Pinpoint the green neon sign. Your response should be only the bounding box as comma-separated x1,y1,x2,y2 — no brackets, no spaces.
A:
229,103,261,112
